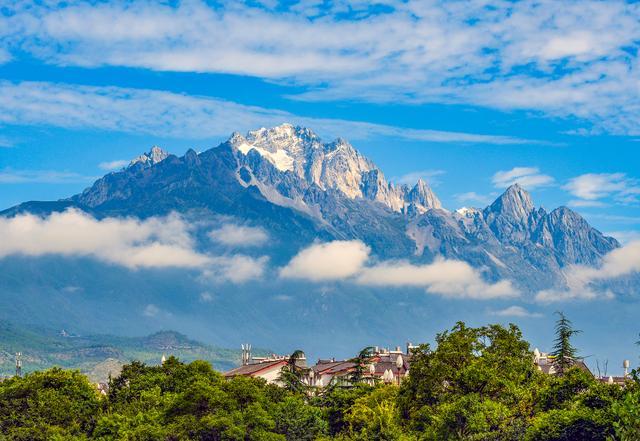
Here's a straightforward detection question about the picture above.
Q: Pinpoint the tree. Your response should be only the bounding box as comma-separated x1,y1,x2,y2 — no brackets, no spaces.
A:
551,312,582,375
345,385,413,441
0,368,101,440
397,322,539,439
348,346,376,385
277,350,309,394
274,396,327,440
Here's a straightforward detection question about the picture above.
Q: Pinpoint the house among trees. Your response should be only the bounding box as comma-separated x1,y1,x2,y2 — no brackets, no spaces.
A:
533,347,592,376
224,344,414,387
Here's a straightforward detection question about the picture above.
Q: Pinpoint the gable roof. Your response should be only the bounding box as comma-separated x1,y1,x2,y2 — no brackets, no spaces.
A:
224,359,287,378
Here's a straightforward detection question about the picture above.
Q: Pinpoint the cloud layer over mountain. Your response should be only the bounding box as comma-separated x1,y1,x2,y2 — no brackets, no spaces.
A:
280,240,518,299
0,209,266,282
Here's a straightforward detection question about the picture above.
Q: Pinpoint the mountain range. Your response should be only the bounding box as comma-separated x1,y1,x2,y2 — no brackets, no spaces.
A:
3,123,618,291
0,124,625,356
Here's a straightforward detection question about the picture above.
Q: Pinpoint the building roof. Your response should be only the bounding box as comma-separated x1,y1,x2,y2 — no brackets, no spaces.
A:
534,353,592,376
224,359,287,378
312,360,355,375
311,352,412,378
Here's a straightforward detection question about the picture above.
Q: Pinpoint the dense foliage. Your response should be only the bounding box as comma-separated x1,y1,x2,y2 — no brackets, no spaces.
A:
0,321,639,440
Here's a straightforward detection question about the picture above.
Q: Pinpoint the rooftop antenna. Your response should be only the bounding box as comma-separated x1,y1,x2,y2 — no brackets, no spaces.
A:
241,344,252,366
15,352,22,377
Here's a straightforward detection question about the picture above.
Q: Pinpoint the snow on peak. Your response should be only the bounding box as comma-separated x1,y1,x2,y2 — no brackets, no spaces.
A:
228,124,443,214
456,206,481,216
129,146,169,168
228,124,322,172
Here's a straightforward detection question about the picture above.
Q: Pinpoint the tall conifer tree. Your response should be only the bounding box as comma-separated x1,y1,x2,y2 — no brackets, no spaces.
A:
551,311,581,374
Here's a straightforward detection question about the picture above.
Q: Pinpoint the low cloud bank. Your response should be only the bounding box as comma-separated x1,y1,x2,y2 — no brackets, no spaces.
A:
280,240,518,299
280,240,370,281
208,224,269,247
535,240,640,302
0,209,265,282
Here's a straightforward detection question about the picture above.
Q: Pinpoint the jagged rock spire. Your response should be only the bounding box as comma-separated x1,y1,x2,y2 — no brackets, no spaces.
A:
488,183,534,220
407,178,442,211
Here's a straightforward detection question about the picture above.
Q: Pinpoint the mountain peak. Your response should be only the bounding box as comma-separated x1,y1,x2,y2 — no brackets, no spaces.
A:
228,124,322,172
488,184,534,220
129,146,169,168
407,178,442,211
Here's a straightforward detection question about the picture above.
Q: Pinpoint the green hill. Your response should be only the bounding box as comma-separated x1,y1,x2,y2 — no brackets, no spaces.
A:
0,322,252,382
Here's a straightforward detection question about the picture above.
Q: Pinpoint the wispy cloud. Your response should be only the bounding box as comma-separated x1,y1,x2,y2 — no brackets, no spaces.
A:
98,160,128,171
454,191,496,207
0,135,13,148
492,167,554,190
563,173,640,206
208,224,269,248
0,80,535,145
583,213,640,226
393,170,445,186
489,305,542,318
0,169,95,184
3,1,639,134
606,230,640,245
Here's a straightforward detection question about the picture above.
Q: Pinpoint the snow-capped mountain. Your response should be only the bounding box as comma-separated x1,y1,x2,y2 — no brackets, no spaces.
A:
2,124,619,293
229,124,441,214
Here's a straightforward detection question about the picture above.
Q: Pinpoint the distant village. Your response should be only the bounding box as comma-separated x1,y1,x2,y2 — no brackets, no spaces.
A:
222,343,633,389
5,341,634,396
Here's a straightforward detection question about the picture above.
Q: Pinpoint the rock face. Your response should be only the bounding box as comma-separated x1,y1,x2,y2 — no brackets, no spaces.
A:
2,124,619,292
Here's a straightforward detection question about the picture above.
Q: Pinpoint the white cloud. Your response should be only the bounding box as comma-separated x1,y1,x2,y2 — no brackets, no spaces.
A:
489,305,542,318
98,160,128,171
356,259,518,299
454,191,495,207
393,170,445,186
0,209,208,268
208,224,269,247
567,199,607,208
280,240,517,299
0,209,266,282
0,169,95,184
0,136,13,148
0,80,532,145
563,173,639,205
5,1,633,131
535,240,640,302
606,230,640,245
143,304,160,317
280,240,370,281
584,213,640,225
492,167,554,190
201,255,268,284
199,291,214,302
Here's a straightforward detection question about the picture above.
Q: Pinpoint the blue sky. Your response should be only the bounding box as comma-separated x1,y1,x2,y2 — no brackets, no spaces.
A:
0,0,639,245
